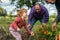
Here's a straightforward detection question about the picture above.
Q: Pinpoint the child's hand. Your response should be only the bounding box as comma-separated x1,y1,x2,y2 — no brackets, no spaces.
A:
17,28,20,31
31,32,34,36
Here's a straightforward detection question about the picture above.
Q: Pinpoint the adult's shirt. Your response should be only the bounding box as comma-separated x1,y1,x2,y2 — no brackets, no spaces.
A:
28,5,49,24
55,0,60,8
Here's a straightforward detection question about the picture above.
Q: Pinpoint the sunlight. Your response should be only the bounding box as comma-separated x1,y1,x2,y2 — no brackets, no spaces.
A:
1,0,9,3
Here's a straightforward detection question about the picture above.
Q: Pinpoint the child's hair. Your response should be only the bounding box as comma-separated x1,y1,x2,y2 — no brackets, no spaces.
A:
17,8,27,16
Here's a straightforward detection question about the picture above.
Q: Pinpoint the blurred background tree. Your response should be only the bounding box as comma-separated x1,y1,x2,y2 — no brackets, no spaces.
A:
0,6,7,17
10,0,44,8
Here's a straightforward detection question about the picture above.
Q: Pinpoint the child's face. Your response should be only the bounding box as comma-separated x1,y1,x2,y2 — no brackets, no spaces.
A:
23,12,27,18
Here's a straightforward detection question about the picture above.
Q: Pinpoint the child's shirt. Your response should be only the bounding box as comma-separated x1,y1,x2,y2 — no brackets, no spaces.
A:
10,16,31,34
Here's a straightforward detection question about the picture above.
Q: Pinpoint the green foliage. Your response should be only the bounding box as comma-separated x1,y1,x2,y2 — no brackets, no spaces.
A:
35,15,60,40
10,0,41,8
0,15,60,40
38,25,57,40
0,7,7,16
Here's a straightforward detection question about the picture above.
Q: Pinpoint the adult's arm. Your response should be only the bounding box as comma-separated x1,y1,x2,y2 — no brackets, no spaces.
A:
28,7,35,24
43,7,49,23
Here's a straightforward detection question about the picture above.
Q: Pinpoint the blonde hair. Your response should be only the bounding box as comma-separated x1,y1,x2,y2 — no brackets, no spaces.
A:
17,8,27,16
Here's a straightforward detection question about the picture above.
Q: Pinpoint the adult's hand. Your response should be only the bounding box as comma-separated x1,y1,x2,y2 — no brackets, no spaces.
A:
27,24,31,27
52,22,57,29
42,23,47,27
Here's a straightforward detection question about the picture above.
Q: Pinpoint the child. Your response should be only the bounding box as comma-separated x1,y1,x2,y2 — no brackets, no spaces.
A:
9,8,34,40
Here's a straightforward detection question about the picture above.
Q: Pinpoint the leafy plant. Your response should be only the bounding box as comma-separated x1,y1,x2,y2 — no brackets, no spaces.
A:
36,25,58,40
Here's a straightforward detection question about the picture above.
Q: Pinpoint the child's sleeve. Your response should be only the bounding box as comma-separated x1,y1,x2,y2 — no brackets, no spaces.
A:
13,17,20,30
24,24,31,35
13,22,18,30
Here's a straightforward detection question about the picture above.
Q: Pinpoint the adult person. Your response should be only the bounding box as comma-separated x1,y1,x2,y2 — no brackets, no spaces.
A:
52,0,60,29
46,0,60,29
44,0,57,16
28,3,49,30
45,0,60,39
